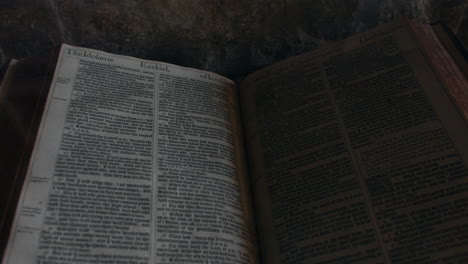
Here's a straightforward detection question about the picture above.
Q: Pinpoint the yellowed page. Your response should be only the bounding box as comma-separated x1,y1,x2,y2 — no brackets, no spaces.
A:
241,20,468,263
2,44,257,264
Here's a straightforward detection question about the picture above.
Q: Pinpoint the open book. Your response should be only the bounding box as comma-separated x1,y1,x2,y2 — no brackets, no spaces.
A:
1,19,467,264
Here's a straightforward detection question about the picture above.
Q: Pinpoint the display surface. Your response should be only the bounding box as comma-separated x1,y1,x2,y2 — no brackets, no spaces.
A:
1,19,468,264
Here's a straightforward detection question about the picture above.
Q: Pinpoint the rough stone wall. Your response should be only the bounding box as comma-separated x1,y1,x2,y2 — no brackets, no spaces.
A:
0,0,467,78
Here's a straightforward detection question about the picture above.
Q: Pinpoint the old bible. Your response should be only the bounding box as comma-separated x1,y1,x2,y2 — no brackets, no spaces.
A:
1,19,467,264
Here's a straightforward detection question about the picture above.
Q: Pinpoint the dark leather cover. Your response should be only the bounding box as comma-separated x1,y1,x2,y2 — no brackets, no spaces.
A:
0,47,59,258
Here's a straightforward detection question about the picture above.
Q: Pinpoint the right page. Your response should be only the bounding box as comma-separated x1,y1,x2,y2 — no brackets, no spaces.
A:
240,20,468,264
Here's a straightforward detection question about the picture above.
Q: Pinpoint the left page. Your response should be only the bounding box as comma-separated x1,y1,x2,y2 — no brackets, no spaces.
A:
2,44,257,264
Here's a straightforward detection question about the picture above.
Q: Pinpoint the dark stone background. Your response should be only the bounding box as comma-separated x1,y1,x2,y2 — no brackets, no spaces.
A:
0,0,467,79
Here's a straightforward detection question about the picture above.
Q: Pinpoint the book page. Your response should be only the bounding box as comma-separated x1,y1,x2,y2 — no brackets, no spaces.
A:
2,44,257,264
240,20,468,263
